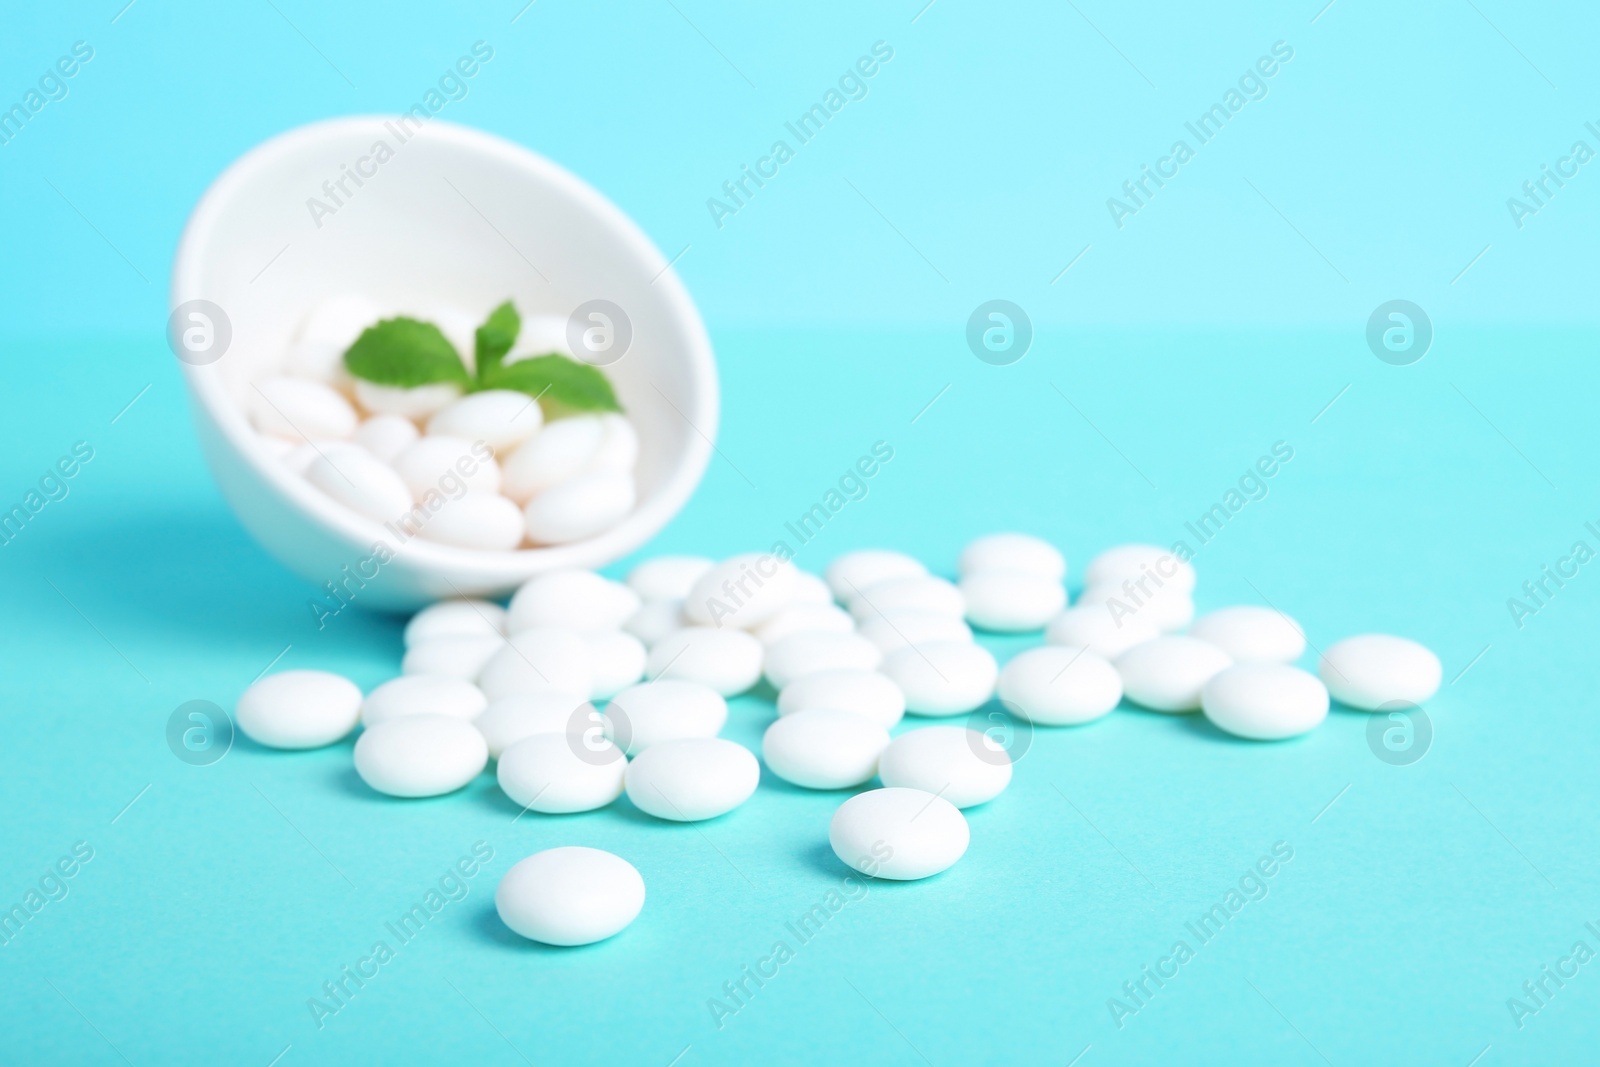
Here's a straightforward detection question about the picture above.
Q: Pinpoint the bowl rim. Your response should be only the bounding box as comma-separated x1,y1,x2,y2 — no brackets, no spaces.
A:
171,115,717,586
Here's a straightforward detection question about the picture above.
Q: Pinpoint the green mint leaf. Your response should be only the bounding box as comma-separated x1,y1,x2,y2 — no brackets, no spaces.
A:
344,318,470,388
474,300,521,378
481,354,623,416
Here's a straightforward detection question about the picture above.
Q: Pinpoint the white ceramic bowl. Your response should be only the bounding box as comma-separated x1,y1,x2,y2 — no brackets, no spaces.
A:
171,117,716,610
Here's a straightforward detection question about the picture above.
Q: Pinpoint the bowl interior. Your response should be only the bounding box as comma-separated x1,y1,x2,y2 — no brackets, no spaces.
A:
173,116,715,590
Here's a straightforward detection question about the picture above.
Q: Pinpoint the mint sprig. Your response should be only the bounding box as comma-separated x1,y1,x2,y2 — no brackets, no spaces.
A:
344,318,471,388
474,300,520,379
481,354,622,416
343,300,622,416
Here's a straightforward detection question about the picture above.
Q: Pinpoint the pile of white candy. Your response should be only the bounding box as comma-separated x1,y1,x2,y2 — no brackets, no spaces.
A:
247,295,639,550
234,535,1443,947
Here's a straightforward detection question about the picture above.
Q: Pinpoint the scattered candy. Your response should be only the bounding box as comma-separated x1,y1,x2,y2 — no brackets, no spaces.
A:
236,670,361,749
829,788,969,880
239,532,1439,948
1319,634,1442,711
1189,606,1306,664
353,715,488,797
1116,636,1233,713
762,709,891,790
997,645,1122,725
497,733,627,813
776,669,906,729
624,738,760,821
880,641,998,717
495,847,644,946
1202,664,1329,740
875,726,1012,808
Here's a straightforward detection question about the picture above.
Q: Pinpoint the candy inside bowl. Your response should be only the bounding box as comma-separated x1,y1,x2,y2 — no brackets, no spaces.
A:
170,117,717,611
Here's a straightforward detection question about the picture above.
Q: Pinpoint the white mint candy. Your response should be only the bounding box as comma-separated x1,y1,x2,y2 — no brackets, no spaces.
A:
1078,582,1195,633
762,710,890,790
876,726,1012,808
1319,634,1441,711
1116,636,1233,713
754,603,855,647
300,294,383,347
524,471,635,544
880,641,998,717
645,627,763,696
762,631,882,689
1044,606,1160,661
477,627,592,701
1202,664,1329,740
604,680,727,755
417,491,525,551
825,550,927,602
589,414,639,473
496,847,644,946
958,533,1066,581
475,689,593,759
401,635,502,680
959,569,1066,632
683,553,799,630
353,715,488,797
791,571,835,606
626,556,715,601
829,788,969,880
625,738,760,821
252,377,358,442
623,599,686,647
850,575,964,621
998,646,1122,725
1084,543,1197,595
392,435,500,500
585,630,647,700
352,413,419,464
281,440,338,476
354,380,463,420
304,445,412,524
508,569,641,633
857,611,974,655
360,675,487,727
1190,606,1307,664
497,733,627,813
236,670,361,749
427,390,543,452
500,415,606,503
404,599,507,648
777,670,906,729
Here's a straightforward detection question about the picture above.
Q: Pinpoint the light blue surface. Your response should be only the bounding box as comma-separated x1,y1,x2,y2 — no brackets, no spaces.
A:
2,2,1598,1065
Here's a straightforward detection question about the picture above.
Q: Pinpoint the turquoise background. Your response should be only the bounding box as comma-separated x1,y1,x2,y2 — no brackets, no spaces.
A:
2,1,1598,1064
